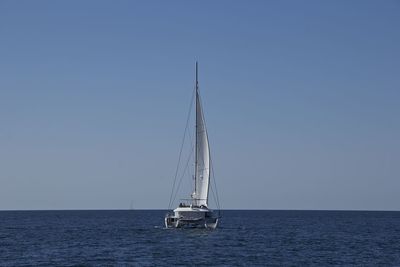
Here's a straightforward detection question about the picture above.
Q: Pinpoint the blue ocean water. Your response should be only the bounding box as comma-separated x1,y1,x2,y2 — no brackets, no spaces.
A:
0,210,399,266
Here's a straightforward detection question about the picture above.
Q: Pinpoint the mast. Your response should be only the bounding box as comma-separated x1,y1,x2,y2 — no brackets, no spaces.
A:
194,61,198,202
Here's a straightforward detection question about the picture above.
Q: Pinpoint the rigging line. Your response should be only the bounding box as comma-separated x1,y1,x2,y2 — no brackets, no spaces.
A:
178,120,194,200
209,175,219,209
186,127,195,194
187,80,198,198
210,156,221,212
171,143,195,207
210,177,220,214
187,106,195,191
173,85,196,207
168,88,195,210
212,164,221,212
185,163,194,195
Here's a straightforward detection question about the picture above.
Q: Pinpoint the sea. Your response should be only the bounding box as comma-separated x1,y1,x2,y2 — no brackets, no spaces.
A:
0,210,399,266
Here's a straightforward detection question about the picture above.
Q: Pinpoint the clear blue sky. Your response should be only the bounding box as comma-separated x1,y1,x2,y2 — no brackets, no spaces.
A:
0,1,399,210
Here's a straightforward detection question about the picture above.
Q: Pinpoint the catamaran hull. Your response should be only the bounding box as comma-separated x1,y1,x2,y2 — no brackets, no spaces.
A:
165,217,218,229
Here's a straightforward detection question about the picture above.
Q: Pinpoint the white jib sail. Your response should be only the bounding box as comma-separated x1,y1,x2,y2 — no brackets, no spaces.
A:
194,89,210,207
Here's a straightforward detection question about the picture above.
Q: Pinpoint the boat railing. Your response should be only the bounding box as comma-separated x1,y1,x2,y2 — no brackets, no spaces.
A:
178,198,208,208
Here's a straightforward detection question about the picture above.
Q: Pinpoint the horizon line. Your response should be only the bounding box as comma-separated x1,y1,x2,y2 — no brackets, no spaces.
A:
0,208,399,212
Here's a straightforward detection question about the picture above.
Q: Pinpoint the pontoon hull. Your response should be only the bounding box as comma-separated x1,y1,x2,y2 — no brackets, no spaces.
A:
165,216,218,229
165,207,219,229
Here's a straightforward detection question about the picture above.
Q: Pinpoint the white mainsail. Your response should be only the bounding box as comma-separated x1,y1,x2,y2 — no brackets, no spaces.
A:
193,67,210,207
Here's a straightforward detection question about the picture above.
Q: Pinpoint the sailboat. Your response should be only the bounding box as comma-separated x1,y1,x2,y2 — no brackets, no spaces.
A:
165,62,219,229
